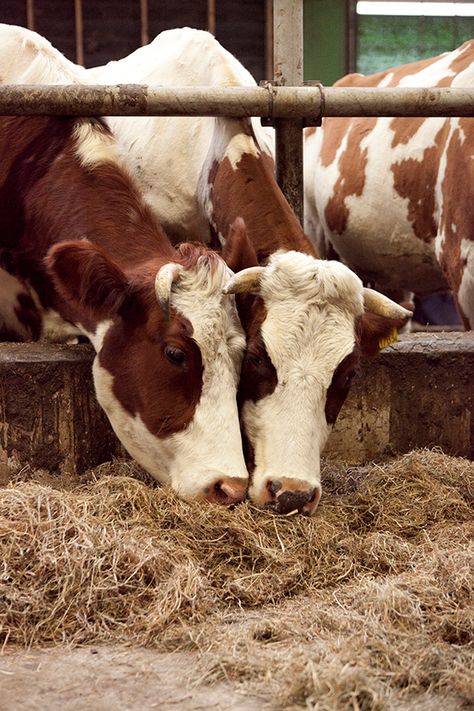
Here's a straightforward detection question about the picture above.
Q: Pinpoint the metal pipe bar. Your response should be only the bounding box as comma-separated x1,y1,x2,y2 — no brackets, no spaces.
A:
0,84,473,118
273,0,304,223
273,0,303,86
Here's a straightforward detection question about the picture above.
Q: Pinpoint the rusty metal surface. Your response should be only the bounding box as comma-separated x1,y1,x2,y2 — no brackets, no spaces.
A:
272,0,304,222
1,84,474,117
273,0,303,87
275,117,304,223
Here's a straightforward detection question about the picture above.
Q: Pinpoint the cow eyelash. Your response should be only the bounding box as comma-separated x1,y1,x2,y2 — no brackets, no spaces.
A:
164,345,186,365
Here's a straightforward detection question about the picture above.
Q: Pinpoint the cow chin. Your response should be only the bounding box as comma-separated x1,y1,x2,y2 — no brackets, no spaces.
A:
91,356,248,506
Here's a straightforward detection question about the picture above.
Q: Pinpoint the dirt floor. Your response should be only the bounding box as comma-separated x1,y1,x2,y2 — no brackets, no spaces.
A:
0,646,272,711
0,643,466,711
0,644,465,711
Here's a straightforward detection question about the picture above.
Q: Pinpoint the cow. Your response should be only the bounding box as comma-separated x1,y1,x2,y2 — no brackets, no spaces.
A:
1,24,411,515
83,26,411,515
0,25,250,506
304,40,474,329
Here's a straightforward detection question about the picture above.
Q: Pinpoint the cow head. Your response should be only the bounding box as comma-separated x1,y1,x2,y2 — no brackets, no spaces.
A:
45,240,248,505
224,219,411,516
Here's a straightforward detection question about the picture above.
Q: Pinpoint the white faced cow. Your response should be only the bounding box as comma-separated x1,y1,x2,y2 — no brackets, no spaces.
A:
304,40,474,328
83,26,410,515
2,24,410,515
0,23,249,505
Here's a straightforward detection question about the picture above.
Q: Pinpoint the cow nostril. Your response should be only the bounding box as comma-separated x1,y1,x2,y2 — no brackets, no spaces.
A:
213,481,229,503
205,479,247,505
275,487,319,515
267,479,282,497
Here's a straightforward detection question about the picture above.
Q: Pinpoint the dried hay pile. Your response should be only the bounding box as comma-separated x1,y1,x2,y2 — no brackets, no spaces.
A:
1,449,473,709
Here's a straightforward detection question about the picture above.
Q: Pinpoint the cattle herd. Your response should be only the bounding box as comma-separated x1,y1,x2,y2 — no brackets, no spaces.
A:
0,24,470,514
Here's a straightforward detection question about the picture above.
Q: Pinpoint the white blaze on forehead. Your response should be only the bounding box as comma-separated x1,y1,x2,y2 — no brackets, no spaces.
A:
170,256,246,366
90,263,248,499
161,256,248,495
244,252,364,496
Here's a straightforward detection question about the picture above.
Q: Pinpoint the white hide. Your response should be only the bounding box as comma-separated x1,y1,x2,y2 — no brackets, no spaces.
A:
84,27,274,242
304,41,474,297
88,261,249,500
244,252,364,505
0,23,87,84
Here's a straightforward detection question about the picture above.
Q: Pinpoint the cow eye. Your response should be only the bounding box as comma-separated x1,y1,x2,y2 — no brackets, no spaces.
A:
343,370,357,387
164,345,186,365
248,353,262,368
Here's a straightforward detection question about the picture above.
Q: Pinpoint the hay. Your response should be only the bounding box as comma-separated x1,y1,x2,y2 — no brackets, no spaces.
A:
0,449,473,708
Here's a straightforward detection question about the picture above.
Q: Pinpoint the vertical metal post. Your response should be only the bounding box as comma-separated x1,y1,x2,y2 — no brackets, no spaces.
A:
265,0,274,80
346,0,358,73
26,0,35,30
207,0,216,35
273,0,304,223
140,0,149,46
74,0,84,66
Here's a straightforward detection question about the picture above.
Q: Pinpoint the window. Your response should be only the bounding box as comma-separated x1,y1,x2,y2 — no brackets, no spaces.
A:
356,1,474,73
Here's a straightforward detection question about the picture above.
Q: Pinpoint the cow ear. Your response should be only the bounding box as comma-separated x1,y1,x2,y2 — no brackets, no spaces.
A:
359,312,409,357
222,217,259,271
45,241,128,318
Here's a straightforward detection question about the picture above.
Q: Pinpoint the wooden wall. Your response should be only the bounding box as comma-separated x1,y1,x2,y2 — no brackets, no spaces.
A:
0,0,267,80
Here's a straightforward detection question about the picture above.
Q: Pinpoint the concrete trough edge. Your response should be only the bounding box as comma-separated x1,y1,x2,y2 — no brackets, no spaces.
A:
0,332,472,477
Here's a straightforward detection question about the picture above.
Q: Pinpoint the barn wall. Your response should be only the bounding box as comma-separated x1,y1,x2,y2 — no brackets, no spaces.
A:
0,0,266,80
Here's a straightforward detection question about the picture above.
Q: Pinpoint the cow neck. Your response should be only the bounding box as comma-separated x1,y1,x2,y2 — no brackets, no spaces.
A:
209,148,317,262
2,116,176,277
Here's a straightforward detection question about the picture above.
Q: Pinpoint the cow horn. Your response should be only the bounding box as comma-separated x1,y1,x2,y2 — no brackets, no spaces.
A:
363,288,412,320
223,266,265,295
155,263,183,320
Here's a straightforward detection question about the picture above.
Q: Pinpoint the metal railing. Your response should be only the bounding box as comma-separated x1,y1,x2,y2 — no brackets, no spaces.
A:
1,84,473,118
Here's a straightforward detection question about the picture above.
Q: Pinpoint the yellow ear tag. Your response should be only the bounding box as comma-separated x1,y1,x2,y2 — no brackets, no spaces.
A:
378,327,398,350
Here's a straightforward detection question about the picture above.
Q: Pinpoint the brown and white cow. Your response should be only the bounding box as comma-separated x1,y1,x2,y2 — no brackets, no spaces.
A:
81,26,411,515
3,25,409,514
0,26,250,505
304,40,474,328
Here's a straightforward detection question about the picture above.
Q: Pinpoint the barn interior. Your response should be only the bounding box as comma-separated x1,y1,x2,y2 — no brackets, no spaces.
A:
0,2,473,710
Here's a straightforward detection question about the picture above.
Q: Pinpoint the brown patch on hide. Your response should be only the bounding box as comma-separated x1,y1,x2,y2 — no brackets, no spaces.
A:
391,123,449,244
438,119,474,301
324,119,377,235
390,118,427,148
325,348,360,425
209,150,316,262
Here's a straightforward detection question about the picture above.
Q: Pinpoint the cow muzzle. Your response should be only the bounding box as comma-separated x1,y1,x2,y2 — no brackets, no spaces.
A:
253,477,322,516
203,477,248,506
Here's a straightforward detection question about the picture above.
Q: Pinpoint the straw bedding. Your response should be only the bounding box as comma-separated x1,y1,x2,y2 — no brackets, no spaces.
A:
0,449,472,709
